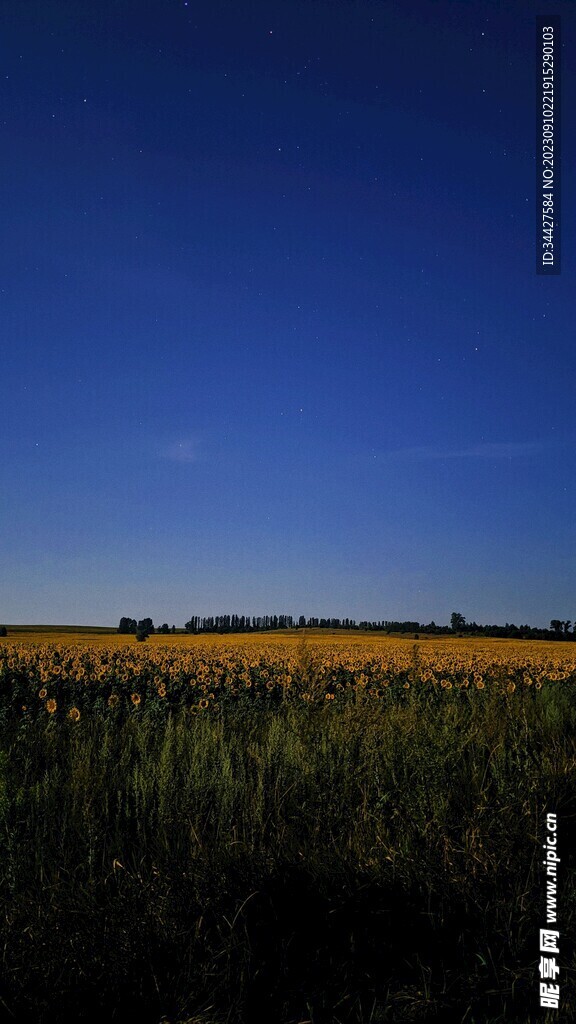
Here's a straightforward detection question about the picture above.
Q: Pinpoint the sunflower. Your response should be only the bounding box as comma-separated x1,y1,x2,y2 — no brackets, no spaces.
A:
506,681,516,694
131,692,141,706
199,698,209,710
38,688,48,700
108,693,119,708
68,707,81,722
46,699,57,713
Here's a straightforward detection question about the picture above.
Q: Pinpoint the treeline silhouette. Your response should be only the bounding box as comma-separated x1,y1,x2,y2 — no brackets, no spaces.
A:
114,613,576,641
182,615,575,640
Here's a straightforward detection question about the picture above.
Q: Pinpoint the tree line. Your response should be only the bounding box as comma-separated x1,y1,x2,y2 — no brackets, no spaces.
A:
182,612,576,639
0,616,573,641
117,618,175,641
110,613,576,641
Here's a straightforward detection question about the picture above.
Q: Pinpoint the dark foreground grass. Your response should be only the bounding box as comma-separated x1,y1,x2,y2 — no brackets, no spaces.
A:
0,676,575,1023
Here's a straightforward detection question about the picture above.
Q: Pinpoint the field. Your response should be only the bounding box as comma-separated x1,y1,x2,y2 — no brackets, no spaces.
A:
1,630,575,1022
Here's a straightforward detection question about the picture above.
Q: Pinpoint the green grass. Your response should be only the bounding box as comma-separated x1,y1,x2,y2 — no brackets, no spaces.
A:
3,623,118,634
0,665,575,1022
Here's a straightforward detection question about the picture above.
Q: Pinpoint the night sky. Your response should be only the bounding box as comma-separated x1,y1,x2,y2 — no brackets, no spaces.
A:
2,0,574,628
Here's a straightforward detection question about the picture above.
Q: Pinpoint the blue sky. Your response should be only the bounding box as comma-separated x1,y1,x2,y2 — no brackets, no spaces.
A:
1,0,574,627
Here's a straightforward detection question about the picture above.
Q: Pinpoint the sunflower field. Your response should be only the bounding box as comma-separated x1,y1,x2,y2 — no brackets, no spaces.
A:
0,633,575,1022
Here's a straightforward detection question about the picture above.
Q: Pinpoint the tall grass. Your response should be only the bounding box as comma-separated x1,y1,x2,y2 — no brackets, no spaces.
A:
0,648,575,1022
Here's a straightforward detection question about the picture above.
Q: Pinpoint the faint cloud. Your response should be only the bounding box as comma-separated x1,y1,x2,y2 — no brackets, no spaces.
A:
382,441,543,461
161,437,203,463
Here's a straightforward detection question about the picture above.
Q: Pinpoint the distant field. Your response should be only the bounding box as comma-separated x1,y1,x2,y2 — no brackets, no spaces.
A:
4,623,118,635
3,623,576,661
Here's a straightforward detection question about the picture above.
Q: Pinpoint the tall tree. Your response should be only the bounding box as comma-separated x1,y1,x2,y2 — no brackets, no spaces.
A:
118,617,137,634
137,618,155,636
